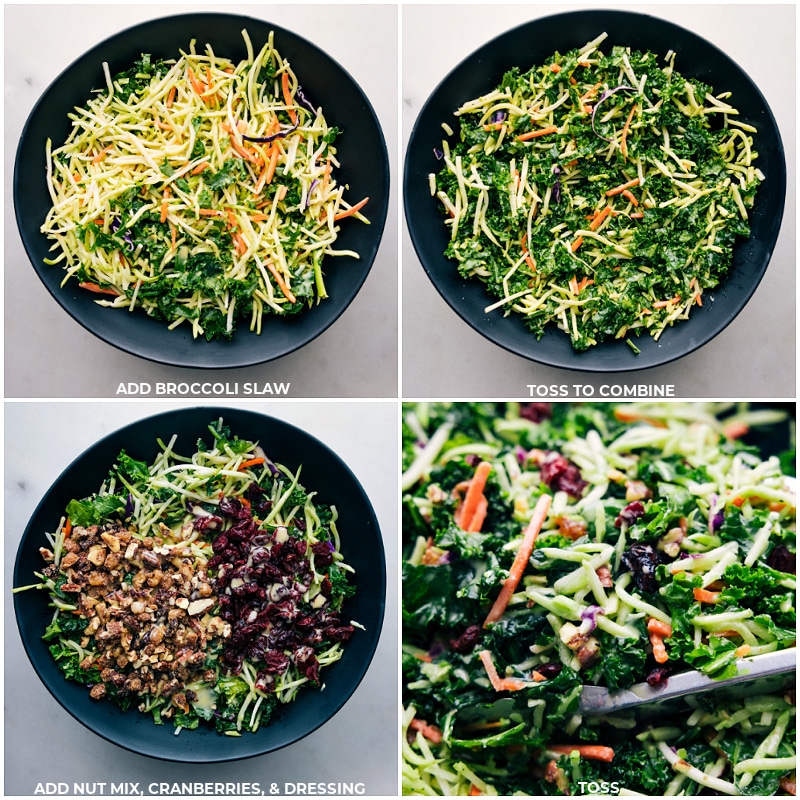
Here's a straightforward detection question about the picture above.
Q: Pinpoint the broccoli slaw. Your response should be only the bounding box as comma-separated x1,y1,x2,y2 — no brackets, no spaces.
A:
41,30,369,341
430,33,763,352
19,419,357,735
402,402,795,795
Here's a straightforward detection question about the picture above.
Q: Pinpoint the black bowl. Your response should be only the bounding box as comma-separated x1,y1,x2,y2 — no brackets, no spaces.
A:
404,10,786,372
13,407,386,762
14,13,389,369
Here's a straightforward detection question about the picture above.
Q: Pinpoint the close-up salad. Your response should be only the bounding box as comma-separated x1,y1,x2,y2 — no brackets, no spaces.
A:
41,30,369,341
402,402,796,795
17,418,358,735
430,33,762,353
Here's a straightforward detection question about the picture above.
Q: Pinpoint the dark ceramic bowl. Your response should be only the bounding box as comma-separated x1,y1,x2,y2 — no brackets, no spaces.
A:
13,407,386,762
15,13,389,368
404,10,786,372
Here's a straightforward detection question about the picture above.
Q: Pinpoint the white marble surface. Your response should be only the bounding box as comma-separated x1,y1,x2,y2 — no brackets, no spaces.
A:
4,401,399,795
402,4,796,398
4,4,399,399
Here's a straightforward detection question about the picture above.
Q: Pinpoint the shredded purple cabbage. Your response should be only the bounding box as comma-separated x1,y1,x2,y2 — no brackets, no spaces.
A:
580,605,605,632
242,120,299,144
295,85,317,114
591,85,636,142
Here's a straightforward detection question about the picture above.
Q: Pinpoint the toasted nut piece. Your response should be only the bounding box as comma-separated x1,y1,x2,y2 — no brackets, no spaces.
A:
101,532,121,553
187,598,215,617
39,547,55,562
87,545,107,567
60,552,80,570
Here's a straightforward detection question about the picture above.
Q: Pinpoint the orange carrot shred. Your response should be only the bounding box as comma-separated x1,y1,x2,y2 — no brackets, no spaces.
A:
265,261,297,304
516,125,558,142
409,718,443,744
478,650,526,691
547,744,615,763
79,281,120,297
483,494,552,627
606,177,640,197
455,461,492,531
333,196,369,222
693,587,720,604
238,457,265,471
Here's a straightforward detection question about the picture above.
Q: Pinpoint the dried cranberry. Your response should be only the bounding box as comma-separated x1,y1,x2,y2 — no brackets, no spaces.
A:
536,662,563,679
450,624,481,654
645,665,672,687
621,543,664,593
615,501,646,529
311,542,334,567
520,403,552,423
767,545,796,575
539,452,587,498
262,650,290,674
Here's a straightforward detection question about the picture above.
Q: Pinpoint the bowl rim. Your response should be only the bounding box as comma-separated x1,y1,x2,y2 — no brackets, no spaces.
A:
403,8,787,373
14,11,390,369
12,405,387,762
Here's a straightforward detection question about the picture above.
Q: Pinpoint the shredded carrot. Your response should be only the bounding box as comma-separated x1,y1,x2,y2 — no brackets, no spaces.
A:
160,188,170,223
166,84,177,108
282,71,297,125
606,177,640,197
653,295,680,309
693,587,721,604
531,670,547,682
466,495,488,533
238,457,265,471
647,618,673,638
647,618,671,664
621,188,639,206
264,145,281,187
469,786,482,797
408,718,443,744
187,67,208,102
483,493,552,627
413,652,433,663
630,211,645,219
64,519,72,538
170,221,177,251
723,421,750,440
735,644,751,658
550,63,561,73
731,495,746,508
79,281,120,296
571,236,584,252
547,744,615,763
589,205,612,231
521,233,537,271
455,461,492,531
198,208,222,217
92,146,112,164
516,125,558,141
619,103,637,159
265,261,297,303
333,196,369,221
478,650,526,691
191,161,211,175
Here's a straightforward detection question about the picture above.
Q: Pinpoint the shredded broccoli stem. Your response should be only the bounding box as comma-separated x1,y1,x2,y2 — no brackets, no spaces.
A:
41,30,368,340
431,34,763,352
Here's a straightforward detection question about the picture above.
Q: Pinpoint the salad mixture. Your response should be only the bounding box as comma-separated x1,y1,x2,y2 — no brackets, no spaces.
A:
41,30,369,341
430,33,763,352
402,402,795,795
19,420,357,734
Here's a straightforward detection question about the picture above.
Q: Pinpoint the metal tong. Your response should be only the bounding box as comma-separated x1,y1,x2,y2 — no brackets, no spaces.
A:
579,648,796,716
